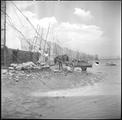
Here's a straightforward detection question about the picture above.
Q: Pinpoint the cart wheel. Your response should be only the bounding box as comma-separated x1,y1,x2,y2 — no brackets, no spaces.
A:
81,67,87,71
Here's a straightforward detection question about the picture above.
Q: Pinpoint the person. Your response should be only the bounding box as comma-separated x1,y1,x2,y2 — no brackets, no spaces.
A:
44,51,49,63
38,48,43,63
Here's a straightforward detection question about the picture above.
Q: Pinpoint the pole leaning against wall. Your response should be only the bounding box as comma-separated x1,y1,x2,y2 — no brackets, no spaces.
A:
1,1,7,67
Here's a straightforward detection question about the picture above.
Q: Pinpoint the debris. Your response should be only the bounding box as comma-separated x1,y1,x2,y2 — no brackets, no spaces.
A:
53,69,62,73
8,72,13,76
16,65,22,70
66,66,72,72
10,70,16,73
2,69,8,74
10,63,18,68
9,61,52,72
27,75,30,77
8,67,14,70
63,66,72,72
40,62,46,66
40,65,50,71
74,67,81,72
10,62,38,71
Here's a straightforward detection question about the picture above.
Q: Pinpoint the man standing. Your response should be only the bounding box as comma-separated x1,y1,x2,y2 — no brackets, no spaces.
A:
44,51,49,64
38,48,43,64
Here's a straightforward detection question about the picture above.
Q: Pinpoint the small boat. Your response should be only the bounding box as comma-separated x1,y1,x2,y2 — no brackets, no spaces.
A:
106,62,116,66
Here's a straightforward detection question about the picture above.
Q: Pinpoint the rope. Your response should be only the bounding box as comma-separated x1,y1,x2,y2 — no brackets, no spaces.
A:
10,1,42,39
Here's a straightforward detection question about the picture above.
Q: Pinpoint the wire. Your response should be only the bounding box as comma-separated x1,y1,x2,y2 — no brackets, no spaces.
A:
13,6,25,28
10,1,42,39
10,1,51,52
1,8,37,51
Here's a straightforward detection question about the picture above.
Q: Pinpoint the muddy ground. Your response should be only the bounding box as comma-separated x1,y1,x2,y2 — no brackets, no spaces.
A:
1,60,121,119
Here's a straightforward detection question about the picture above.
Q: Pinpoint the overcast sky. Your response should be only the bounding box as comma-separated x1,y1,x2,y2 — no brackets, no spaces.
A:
6,1,121,57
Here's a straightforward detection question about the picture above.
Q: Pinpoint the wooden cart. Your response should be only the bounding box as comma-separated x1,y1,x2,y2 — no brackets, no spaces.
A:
72,60,92,71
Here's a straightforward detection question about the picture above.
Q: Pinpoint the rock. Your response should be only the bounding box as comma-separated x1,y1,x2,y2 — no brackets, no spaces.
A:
63,66,72,72
22,61,36,66
8,72,13,76
34,66,41,69
10,63,18,68
74,67,81,72
40,63,46,66
9,67,14,70
16,65,22,70
53,69,62,73
40,64,50,70
27,75,30,77
10,61,47,71
66,66,72,71
13,62,38,70
2,69,8,74
10,70,16,73
44,64,50,68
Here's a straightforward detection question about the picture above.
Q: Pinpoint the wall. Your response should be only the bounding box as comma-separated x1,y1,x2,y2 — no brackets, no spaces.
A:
1,47,39,66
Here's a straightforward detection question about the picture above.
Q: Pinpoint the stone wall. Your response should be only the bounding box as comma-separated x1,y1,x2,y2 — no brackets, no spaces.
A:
1,47,39,66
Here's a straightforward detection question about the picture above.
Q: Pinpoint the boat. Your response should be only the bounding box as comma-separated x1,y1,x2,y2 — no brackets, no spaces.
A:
106,62,116,66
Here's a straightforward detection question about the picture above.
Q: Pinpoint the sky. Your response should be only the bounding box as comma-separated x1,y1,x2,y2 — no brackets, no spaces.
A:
5,1,121,58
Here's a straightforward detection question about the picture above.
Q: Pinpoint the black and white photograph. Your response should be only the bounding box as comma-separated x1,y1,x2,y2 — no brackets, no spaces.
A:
1,0,121,119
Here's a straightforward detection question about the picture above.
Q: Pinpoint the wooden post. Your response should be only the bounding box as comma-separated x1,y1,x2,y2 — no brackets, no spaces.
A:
43,24,50,53
2,1,7,67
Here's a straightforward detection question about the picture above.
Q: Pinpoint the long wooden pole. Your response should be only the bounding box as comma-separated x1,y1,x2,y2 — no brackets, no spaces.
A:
3,1,7,67
39,27,43,49
43,24,50,52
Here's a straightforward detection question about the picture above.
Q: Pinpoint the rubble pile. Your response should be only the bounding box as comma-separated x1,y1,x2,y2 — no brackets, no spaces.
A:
2,62,77,75
63,66,73,72
9,62,50,71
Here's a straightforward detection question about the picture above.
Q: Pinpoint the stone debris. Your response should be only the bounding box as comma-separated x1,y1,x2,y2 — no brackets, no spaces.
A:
53,69,62,73
66,66,72,72
21,62,37,70
8,72,14,76
40,62,46,66
8,67,14,70
1,69,8,74
74,67,81,72
6,61,52,73
63,66,73,72
10,62,41,71
40,65,51,71
10,63,18,68
16,65,22,70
